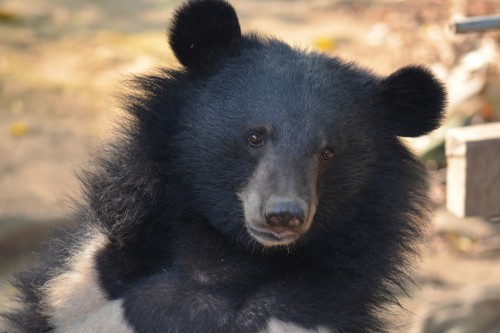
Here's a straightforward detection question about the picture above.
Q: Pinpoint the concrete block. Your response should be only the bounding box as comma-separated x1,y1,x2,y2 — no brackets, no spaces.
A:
446,122,500,218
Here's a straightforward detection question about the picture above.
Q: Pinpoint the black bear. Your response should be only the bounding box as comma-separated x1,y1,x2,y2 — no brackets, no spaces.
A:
3,0,446,332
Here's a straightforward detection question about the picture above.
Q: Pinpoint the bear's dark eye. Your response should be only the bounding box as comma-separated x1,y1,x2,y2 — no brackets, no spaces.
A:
247,133,264,147
319,149,335,161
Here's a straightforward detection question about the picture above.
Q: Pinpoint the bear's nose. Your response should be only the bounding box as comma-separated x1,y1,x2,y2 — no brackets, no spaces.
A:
265,198,307,228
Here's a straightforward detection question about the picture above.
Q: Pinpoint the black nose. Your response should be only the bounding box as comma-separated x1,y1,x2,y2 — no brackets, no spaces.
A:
265,199,307,228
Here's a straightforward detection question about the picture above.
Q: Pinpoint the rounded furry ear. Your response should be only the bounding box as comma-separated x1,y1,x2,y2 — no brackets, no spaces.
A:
168,0,241,71
377,65,447,137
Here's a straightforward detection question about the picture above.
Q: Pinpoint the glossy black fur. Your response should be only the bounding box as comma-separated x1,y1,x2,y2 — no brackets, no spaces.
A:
3,0,446,332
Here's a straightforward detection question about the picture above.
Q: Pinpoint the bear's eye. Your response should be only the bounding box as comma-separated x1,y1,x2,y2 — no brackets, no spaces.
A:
247,133,264,147
319,149,335,161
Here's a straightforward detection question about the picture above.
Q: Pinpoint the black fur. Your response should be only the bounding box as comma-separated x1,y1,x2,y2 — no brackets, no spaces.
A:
3,1,446,332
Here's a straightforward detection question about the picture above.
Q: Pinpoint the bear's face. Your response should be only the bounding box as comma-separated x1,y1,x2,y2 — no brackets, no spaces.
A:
169,0,445,248
179,44,380,247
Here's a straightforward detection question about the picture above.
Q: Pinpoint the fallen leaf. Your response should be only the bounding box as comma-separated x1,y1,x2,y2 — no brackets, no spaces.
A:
314,37,335,51
9,122,29,137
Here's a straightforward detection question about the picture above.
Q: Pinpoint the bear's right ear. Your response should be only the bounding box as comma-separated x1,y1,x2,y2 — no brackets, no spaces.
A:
168,0,242,71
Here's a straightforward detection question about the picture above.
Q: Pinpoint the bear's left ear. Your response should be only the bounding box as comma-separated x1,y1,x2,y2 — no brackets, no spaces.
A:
168,0,242,71
376,65,447,137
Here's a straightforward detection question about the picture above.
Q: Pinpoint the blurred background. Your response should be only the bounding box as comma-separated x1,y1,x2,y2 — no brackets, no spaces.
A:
1,0,499,332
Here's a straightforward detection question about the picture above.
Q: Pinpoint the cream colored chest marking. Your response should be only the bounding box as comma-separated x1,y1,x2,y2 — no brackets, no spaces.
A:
262,318,334,333
42,230,135,333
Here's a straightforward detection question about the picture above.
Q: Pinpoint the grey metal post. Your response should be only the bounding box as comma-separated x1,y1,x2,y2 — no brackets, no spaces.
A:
452,14,500,33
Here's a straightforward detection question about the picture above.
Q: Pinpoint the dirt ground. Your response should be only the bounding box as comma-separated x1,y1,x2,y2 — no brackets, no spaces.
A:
1,0,500,331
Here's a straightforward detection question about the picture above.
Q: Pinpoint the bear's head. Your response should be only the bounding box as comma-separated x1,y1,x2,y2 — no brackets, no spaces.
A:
165,0,446,248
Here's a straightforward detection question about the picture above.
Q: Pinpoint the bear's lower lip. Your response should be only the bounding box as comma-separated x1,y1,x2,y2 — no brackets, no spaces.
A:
247,226,300,245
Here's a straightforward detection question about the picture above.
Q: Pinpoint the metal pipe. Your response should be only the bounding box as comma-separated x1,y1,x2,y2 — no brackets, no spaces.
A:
451,14,500,33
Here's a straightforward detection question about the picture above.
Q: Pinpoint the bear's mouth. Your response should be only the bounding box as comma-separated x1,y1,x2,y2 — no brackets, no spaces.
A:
247,225,301,246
